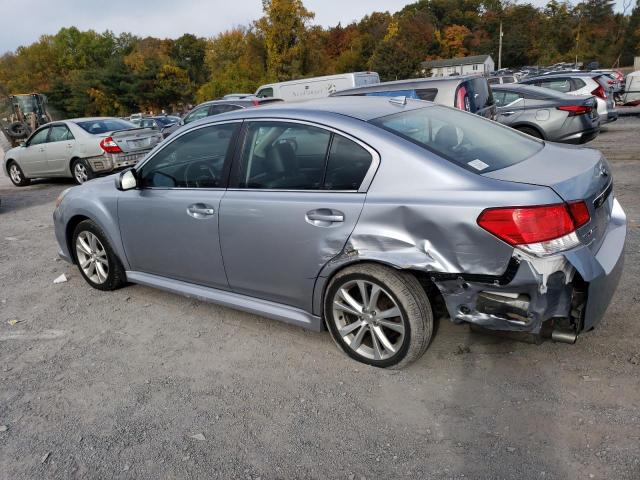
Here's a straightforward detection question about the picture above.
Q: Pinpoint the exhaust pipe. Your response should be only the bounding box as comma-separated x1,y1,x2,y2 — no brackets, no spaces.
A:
551,328,577,344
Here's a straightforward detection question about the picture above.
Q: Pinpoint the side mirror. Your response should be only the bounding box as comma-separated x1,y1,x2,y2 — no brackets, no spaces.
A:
115,168,138,191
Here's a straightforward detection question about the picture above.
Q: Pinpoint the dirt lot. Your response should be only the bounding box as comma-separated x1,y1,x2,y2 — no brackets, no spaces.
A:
0,118,639,480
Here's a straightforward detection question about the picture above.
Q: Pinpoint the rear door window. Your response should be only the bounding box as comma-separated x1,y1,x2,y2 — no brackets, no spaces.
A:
48,124,74,142
539,78,572,93
183,106,209,124
324,136,373,190
364,88,437,102
494,91,522,107
209,104,242,115
238,122,331,189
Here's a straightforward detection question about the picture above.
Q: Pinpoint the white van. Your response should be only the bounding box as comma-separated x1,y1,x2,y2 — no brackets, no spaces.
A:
255,72,380,102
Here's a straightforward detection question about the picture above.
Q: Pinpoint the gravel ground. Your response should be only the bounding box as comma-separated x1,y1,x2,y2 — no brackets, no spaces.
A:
0,119,639,479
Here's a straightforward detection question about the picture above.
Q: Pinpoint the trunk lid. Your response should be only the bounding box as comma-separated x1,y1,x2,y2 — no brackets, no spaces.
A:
484,143,613,253
104,128,162,153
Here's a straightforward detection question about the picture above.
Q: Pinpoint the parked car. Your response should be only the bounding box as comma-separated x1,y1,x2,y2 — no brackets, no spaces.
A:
519,72,617,124
331,75,497,119
182,97,283,126
487,75,517,85
53,97,625,368
222,93,254,100
492,84,600,144
255,72,380,101
3,117,163,186
133,115,182,138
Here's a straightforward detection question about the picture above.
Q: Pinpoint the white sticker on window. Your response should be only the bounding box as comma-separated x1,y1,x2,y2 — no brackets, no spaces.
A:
468,159,489,171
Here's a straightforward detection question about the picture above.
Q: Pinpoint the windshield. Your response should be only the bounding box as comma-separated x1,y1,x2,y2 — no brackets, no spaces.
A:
370,105,543,173
14,95,39,114
75,118,137,135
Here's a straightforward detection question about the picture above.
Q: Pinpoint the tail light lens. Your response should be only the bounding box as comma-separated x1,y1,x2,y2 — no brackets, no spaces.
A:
557,105,591,116
591,85,607,99
99,136,122,154
477,203,590,256
455,86,468,111
252,99,260,106
567,200,590,227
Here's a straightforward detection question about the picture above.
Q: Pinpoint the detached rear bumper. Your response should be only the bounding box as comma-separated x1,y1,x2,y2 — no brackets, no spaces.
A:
565,198,626,331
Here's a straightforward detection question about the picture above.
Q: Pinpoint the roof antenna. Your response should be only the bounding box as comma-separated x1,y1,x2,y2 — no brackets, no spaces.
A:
388,96,407,106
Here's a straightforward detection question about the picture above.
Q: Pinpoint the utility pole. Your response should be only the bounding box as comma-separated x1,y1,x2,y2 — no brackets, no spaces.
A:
498,21,503,70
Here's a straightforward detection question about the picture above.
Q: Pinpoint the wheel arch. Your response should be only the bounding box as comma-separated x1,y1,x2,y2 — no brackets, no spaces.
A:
312,258,443,322
513,123,546,140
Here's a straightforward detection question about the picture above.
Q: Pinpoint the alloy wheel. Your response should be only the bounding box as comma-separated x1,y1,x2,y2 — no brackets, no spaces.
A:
9,164,22,184
75,231,109,284
331,279,406,360
74,163,89,183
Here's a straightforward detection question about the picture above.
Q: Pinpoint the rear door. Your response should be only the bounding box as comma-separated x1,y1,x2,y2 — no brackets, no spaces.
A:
219,120,377,311
118,122,240,289
45,123,75,174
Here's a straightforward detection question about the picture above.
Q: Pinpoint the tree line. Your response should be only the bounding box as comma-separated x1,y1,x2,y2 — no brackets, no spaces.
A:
0,0,638,118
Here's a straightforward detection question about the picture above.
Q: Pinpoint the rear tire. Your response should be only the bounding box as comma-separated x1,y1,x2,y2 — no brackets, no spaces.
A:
324,263,433,369
72,220,126,291
71,158,95,184
7,161,30,187
517,126,543,139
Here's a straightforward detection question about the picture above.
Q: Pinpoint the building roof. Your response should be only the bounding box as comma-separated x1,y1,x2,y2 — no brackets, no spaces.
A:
421,55,492,69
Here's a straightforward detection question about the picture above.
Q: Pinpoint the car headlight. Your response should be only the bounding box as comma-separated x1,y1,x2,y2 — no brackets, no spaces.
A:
55,188,72,209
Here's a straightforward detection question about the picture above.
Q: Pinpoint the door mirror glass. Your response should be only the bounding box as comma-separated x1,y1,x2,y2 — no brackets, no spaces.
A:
116,168,137,191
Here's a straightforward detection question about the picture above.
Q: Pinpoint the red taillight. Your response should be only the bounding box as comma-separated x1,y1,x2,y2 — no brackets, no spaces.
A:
455,86,467,110
591,85,607,99
557,105,591,116
477,203,589,246
607,79,615,85
99,136,122,154
567,200,590,227
252,99,260,106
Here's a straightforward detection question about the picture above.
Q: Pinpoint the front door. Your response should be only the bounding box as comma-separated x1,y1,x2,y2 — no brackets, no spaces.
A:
118,122,240,289
45,124,76,174
494,90,525,125
220,120,377,311
19,126,50,176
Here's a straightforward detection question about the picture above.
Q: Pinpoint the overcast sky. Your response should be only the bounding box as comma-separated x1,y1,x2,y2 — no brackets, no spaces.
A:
0,0,631,55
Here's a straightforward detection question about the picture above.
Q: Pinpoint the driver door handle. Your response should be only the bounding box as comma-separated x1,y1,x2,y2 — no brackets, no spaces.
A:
187,203,215,218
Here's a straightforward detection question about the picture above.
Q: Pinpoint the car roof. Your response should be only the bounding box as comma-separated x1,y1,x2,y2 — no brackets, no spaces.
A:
525,71,600,80
491,83,581,100
190,96,434,124
195,98,278,107
68,117,127,123
333,75,481,96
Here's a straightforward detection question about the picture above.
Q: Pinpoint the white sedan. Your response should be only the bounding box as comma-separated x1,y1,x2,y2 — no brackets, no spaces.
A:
3,117,163,186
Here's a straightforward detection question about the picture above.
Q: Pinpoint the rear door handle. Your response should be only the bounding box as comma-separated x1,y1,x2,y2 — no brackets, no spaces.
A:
187,203,215,218
306,209,344,226
501,111,516,116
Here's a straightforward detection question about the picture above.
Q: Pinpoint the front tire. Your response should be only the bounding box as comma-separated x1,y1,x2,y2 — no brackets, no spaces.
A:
7,161,30,187
72,158,95,184
324,263,433,368
72,220,126,291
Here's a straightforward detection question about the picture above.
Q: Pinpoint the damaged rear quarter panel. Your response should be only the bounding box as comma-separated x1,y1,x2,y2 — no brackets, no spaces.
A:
313,132,562,316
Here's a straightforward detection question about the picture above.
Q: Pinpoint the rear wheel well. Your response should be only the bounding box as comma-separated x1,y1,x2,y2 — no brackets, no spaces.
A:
69,157,80,175
515,124,545,139
321,261,447,322
65,215,90,263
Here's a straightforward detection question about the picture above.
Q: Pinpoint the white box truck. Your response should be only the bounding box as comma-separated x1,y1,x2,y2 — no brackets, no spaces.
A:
255,72,380,102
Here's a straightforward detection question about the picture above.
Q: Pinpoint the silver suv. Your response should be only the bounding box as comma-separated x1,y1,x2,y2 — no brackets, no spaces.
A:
520,72,617,124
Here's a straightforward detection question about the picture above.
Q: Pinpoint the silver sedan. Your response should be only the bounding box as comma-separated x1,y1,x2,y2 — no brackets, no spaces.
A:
3,117,162,186
53,97,626,368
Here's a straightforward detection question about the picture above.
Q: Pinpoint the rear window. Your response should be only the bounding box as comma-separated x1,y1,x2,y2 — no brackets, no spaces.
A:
75,119,137,134
364,88,437,102
370,105,542,173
